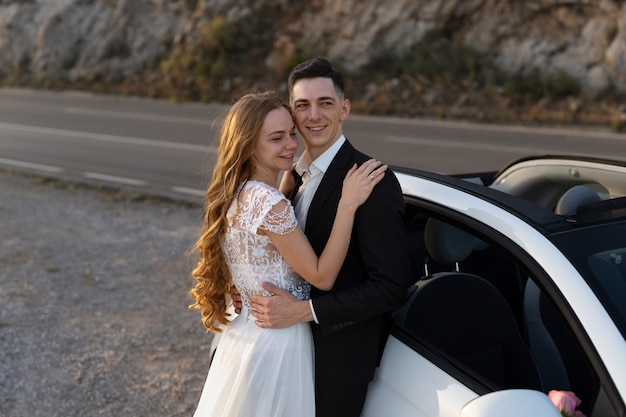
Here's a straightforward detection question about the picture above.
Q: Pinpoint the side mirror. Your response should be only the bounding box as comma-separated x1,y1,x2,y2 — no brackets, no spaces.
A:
462,389,561,417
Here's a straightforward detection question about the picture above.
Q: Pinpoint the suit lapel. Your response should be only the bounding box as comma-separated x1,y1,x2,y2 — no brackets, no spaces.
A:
305,140,355,235
288,169,303,201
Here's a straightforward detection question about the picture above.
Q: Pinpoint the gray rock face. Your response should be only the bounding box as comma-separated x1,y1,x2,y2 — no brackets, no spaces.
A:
1,0,625,92
0,0,185,82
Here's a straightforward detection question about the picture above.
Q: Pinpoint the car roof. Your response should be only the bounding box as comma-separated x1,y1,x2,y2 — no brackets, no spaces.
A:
394,155,626,234
393,165,573,236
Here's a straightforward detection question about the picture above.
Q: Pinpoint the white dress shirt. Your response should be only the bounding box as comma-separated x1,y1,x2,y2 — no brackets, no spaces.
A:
293,135,346,228
292,135,346,323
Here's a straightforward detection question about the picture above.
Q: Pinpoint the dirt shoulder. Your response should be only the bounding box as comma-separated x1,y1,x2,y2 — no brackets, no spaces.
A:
0,170,214,417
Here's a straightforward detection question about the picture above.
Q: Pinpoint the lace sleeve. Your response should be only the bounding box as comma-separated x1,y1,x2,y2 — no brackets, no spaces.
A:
240,182,299,235
261,200,299,235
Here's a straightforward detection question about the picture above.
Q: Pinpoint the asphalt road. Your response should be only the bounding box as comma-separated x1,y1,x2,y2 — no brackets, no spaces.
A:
1,87,626,202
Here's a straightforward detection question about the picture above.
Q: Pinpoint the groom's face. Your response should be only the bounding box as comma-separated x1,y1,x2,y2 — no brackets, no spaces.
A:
291,77,350,159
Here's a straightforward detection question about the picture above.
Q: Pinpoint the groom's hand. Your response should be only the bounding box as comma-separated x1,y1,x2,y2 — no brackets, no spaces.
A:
249,282,313,329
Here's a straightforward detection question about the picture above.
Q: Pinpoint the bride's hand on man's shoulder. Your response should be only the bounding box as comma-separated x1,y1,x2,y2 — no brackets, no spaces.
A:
341,159,387,209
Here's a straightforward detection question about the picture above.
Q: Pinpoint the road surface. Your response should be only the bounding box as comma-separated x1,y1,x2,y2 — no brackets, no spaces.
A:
1,87,625,202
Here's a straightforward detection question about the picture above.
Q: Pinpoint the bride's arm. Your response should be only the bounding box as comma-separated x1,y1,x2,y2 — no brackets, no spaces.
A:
266,160,386,290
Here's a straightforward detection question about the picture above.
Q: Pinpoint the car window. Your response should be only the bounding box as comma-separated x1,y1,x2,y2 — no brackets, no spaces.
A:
399,204,620,417
550,222,626,339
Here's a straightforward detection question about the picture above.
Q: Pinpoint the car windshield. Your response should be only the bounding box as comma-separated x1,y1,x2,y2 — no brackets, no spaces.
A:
550,221,626,339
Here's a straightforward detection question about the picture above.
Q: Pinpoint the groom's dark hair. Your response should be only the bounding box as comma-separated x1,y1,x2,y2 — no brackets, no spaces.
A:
288,57,345,97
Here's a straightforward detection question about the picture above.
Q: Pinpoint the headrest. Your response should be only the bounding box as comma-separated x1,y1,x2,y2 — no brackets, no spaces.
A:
424,218,478,264
555,184,602,216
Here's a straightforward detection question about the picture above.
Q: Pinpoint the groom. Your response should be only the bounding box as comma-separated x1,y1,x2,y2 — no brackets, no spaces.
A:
249,57,408,417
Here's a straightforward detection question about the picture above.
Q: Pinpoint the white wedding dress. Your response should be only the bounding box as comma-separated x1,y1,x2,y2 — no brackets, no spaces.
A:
193,181,315,417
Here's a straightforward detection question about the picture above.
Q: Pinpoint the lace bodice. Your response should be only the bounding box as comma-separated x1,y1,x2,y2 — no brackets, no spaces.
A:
223,181,311,312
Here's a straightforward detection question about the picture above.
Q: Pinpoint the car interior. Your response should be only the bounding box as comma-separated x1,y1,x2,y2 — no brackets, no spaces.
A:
489,156,626,214
398,205,614,416
397,218,542,391
396,158,626,416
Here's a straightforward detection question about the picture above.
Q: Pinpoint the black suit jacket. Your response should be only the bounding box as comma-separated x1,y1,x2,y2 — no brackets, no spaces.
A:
304,139,408,386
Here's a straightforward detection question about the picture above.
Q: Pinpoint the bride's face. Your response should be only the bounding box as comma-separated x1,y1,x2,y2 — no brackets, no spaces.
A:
251,107,299,177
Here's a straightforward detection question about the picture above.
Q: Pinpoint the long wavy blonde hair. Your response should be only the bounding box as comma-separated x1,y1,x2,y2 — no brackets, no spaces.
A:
190,91,290,332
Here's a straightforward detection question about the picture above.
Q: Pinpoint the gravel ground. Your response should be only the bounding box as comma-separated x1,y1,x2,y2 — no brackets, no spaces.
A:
0,170,215,417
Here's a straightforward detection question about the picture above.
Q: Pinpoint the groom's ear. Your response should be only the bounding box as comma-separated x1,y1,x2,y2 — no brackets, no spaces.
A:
340,99,351,121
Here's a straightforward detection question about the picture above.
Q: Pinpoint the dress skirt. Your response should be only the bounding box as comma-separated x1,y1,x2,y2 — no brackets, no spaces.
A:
193,311,315,417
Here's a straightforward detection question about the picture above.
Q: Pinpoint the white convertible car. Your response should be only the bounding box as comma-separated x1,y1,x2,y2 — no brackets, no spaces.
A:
362,155,626,417
211,155,626,417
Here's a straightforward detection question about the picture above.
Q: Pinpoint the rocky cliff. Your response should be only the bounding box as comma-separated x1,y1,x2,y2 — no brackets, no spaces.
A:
1,0,625,126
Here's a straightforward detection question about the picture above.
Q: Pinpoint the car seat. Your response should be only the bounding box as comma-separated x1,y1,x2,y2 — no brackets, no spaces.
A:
554,184,604,216
395,219,542,390
423,217,477,274
425,218,527,329
523,279,599,414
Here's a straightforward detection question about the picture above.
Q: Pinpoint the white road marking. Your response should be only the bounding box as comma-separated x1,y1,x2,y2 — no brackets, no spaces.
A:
171,186,205,197
83,172,148,186
385,135,541,153
0,122,215,152
0,157,64,173
64,107,215,126
0,157,201,200
352,113,626,141
384,135,620,160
